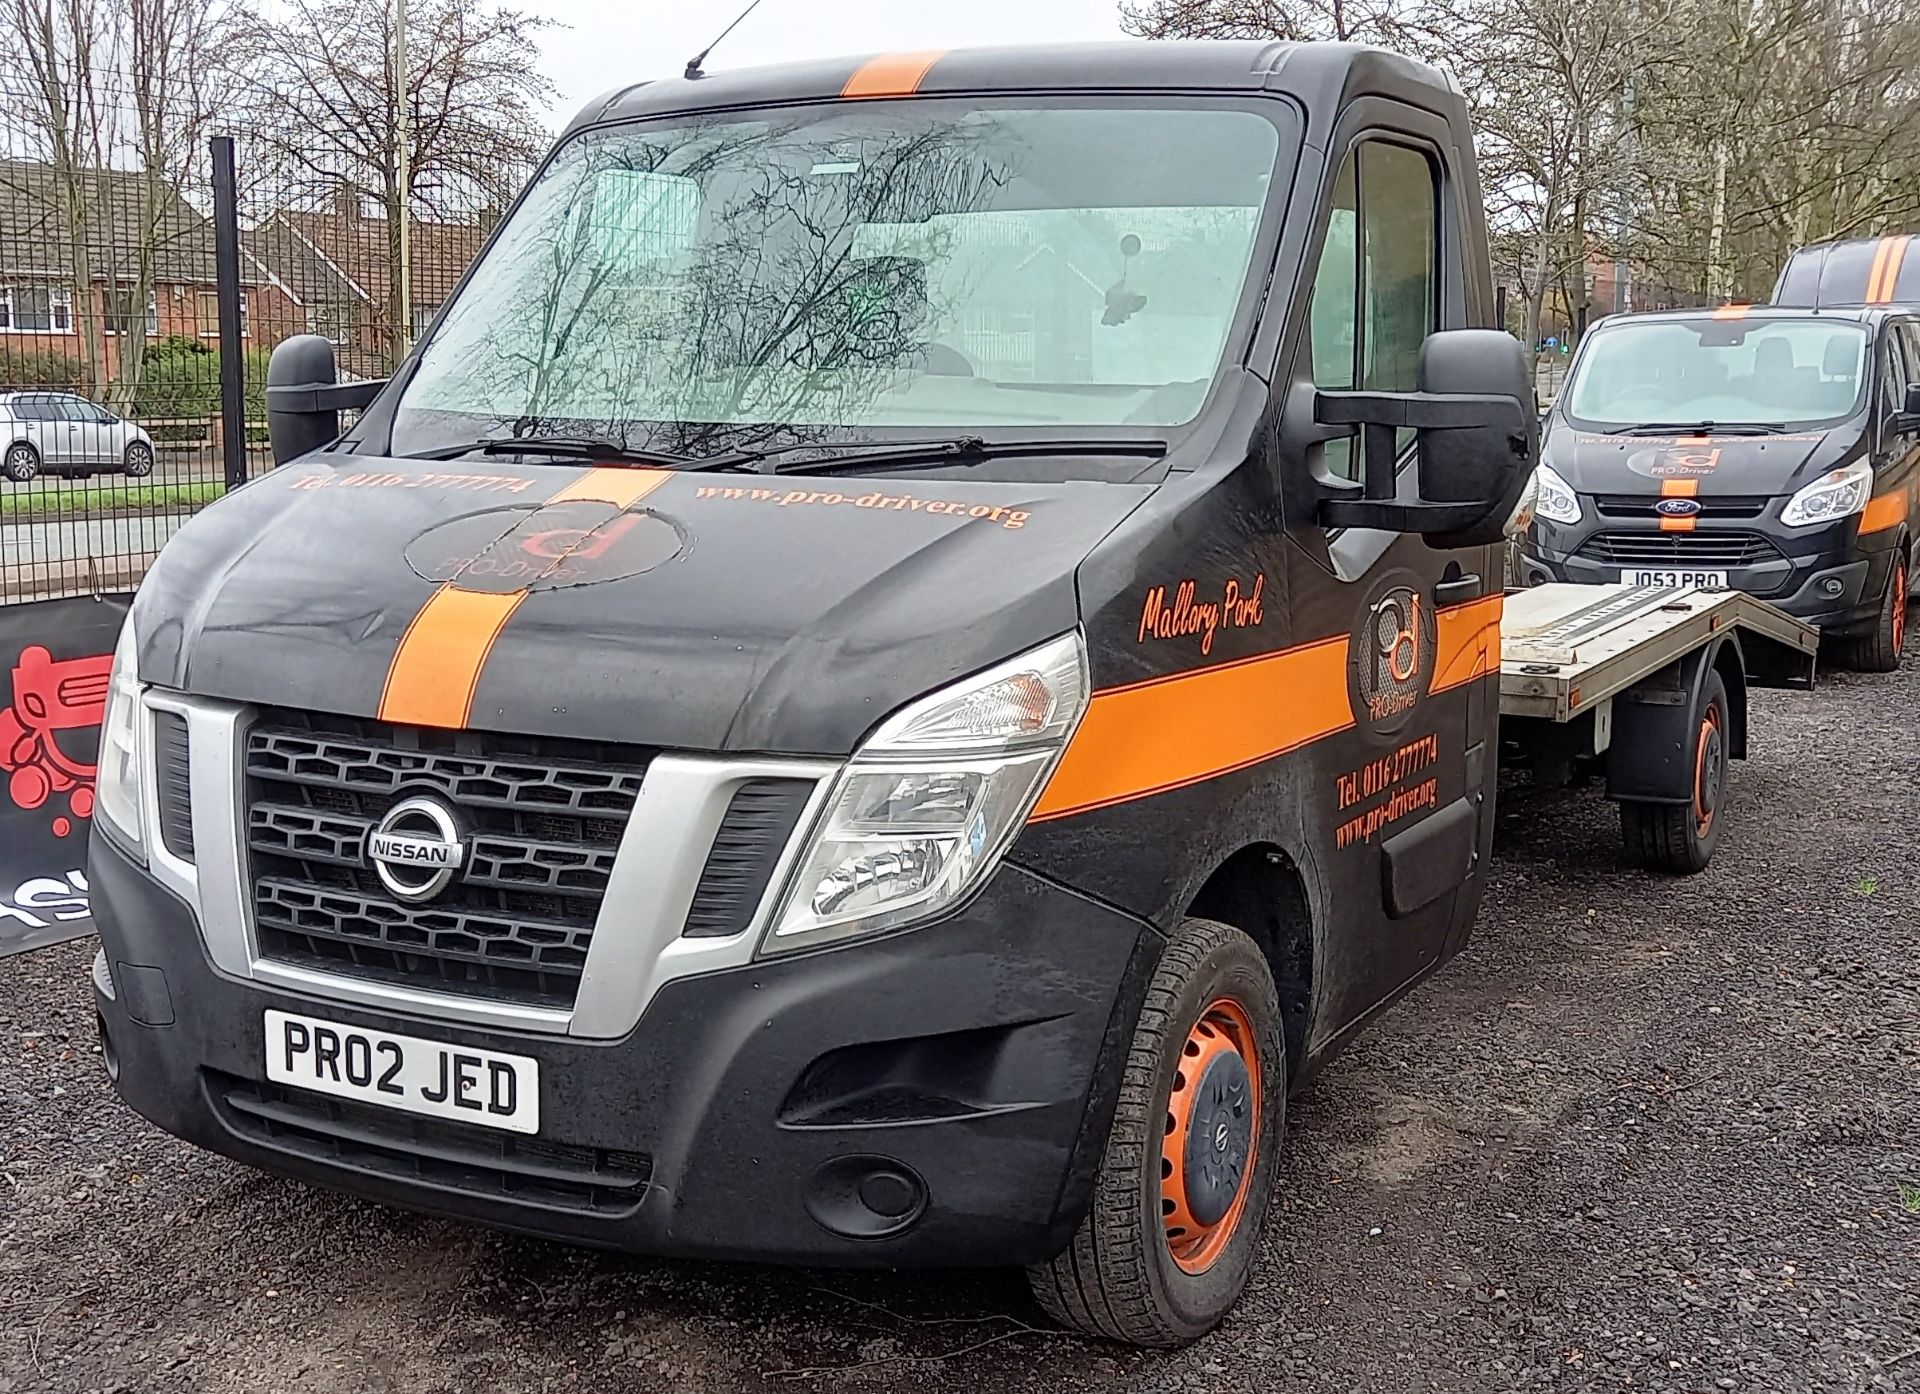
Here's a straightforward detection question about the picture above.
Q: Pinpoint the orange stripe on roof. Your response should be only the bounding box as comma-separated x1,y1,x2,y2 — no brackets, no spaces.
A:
1712,304,1749,320
377,468,673,729
1873,235,1911,303
1865,237,1895,303
841,50,945,99
379,588,528,729
1860,490,1909,534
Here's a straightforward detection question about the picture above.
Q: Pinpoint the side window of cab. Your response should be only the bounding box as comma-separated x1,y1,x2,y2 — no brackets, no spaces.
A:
1303,141,1439,480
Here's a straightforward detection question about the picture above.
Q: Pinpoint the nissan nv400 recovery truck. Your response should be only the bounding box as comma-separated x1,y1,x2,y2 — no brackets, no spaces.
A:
89,42,1542,1346
1515,304,1920,670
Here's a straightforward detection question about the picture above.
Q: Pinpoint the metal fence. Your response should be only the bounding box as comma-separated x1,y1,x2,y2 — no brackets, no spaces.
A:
0,68,507,603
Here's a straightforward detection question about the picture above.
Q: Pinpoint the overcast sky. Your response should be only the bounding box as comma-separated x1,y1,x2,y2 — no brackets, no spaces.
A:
533,0,1130,118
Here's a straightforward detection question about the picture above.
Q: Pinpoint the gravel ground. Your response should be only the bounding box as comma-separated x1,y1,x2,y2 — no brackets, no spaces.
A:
2,662,1916,1394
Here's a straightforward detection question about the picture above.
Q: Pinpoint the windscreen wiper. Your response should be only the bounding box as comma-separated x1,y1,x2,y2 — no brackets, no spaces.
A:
405,436,705,466
726,435,1170,476
1608,421,1789,436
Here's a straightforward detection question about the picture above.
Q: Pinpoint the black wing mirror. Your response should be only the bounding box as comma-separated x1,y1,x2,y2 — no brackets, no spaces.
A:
1898,381,1920,436
1310,329,1539,548
264,335,388,466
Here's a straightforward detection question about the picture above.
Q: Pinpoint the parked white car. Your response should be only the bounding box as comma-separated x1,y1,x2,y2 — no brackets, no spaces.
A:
0,391,156,483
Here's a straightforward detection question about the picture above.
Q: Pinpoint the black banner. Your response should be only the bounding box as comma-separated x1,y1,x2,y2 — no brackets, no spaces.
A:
1,593,130,957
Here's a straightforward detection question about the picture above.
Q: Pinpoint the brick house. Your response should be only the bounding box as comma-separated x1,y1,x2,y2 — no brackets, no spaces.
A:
0,158,295,391
248,193,494,380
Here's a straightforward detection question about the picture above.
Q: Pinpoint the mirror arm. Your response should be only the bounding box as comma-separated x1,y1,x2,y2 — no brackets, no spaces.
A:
1315,389,1529,508
264,378,388,415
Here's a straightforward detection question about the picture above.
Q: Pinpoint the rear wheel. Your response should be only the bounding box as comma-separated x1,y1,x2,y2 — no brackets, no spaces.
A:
3,442,39,483
1621,669,1728,874
123,440,154,477
1027,917,1283,1347
1831,557,1907,673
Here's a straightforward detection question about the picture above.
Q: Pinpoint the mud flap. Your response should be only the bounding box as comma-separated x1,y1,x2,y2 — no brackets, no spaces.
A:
1605,639,1742,804
1380,795,1478,918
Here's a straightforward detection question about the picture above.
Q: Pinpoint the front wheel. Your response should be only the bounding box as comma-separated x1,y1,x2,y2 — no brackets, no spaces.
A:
1027,917,1284,1347
1830,557,1907,674
122,440,154,478
3,442,40,483
1621,668,1729,874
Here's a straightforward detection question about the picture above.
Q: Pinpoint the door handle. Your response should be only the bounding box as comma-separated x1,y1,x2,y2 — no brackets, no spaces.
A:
1433,573,1483,607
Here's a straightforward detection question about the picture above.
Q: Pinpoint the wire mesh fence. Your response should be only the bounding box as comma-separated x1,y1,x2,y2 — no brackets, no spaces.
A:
0,65,516,603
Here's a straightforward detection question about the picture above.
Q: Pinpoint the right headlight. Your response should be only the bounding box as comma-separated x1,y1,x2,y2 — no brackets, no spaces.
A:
95,616,145,859
1532,463,1581,525
1781,462,1872,528
762,632,1088,955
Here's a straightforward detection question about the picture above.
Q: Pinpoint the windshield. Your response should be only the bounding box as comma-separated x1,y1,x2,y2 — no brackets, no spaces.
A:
1563,317,1870,430
391,100,1285,458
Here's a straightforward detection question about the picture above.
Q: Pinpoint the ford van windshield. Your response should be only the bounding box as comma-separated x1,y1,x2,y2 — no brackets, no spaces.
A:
1563,317,1870,432
391,101,1285,459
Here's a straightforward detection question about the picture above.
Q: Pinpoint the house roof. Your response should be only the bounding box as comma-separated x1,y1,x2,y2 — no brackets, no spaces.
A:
247,203,490,310
0,158,263,286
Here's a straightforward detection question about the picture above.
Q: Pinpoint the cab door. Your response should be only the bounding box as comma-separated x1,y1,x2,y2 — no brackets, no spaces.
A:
1281,119,1503,1040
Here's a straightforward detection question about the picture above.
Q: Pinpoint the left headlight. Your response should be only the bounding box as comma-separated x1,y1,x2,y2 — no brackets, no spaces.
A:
95,616,145,859
1781,462,1872,528
762,631,1089,955
1532,463,1581,525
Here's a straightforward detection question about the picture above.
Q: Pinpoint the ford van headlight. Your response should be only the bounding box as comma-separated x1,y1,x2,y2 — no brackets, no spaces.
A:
95,617,146,858
1532,464,1580,525
1781,462,1872,528
762,632,1088,954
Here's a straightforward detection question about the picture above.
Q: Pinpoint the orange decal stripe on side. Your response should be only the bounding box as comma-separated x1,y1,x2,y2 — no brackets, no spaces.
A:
1430,594,1503,694
379,588,528,729
1860,491,1909,534
841,50,945,99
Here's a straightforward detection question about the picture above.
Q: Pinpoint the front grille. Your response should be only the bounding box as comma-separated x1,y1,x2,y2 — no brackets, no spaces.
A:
1593,494,1771,519
245,710,650,1009
207,1071,653,1215
683,779,816,938
1575,530,1785,567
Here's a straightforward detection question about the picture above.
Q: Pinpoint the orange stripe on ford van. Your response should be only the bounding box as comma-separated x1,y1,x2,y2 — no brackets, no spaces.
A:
1871,236,1911,303
1658,478,1698,532
1860,490,1909,534
841,50,945,98
1031,596,1500,822
1865,237,1897,302
1712,304,1749,320
378,468,673,728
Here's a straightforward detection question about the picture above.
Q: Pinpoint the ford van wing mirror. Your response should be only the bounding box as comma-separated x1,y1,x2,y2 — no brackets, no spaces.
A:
1895,381,1920,436
1311,329,1539,549
264,335,389,465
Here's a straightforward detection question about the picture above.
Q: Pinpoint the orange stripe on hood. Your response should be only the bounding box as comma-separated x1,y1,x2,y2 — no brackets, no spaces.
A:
379,467,672,728
841,50,945,99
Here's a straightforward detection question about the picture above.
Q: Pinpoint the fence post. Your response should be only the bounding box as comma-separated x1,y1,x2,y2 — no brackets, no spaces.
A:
211,136,247,491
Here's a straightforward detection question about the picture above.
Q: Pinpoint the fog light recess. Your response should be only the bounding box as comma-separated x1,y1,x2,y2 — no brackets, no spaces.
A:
803,1155,928,1240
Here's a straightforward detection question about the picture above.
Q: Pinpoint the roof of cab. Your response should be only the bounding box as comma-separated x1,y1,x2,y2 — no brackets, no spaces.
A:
564,41,1458,140
1590,303,1908,331
1773,233,1919,309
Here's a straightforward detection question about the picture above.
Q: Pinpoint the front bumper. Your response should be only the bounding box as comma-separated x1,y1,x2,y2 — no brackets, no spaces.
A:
1518,515,1896,635
90,831,1154,1267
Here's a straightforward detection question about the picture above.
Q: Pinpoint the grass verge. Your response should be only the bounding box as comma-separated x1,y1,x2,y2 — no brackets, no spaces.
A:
0,480,225,518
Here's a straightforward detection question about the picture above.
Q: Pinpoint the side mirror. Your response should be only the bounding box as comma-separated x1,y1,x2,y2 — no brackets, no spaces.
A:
1313,329,1539,548
264,335,387,466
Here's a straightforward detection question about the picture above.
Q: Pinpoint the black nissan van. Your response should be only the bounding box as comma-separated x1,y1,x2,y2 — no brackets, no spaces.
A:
1516,305,1920,669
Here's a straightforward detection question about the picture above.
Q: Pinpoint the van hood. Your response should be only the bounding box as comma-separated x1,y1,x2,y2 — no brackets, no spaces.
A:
1543,422,1853,497
133,458,1150,754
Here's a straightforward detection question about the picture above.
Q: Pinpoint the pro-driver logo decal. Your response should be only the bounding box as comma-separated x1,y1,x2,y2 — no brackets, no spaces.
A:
1348,585,1437,735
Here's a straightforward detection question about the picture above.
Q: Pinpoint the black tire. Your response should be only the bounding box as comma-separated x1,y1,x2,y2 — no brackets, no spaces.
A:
1620,668,1729,874
123,440,154,478
1027,917,1284,1348
1829,556,1906,674
3,441,39,483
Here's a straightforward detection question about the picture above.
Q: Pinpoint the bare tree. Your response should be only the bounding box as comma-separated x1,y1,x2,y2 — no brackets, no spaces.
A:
228,0,554,366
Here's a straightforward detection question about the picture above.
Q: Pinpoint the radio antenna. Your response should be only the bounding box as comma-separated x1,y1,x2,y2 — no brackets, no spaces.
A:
685,0,769,79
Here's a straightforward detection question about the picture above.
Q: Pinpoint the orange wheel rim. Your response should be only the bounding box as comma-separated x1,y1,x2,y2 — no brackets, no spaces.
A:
1160,998,1261,1276
1693,701,1723,837
1894,565,1907,656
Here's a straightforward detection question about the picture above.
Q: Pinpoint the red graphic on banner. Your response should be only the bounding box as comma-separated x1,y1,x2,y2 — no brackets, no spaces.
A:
0,645,111,838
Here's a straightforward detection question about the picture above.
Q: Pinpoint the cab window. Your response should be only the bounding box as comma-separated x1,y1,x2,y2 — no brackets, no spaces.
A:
1304,140,1438,479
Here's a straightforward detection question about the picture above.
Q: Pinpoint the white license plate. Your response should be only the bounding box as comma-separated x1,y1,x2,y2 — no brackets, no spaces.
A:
1623,569,1728,589
264,1009,539,1134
